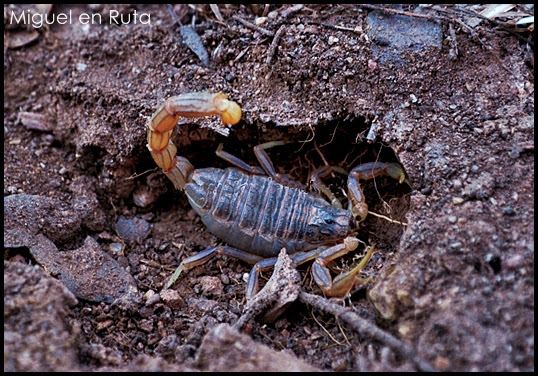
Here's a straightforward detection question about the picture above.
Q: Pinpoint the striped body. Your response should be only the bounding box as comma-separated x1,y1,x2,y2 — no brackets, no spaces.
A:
185,168,352,257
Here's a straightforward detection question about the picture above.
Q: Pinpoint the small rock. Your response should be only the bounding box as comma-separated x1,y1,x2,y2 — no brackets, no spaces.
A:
196,323,319,371
115,216,151,242
144,291,161,307
161,289,185,310
138,319,154,333
331,357,349,372
255,16,267,26
328,36,339,45
199,276,223,297
133,186,158,208
155,335,180,356
368,59,378,71
503,207,516,216
109,242,124,256
18,112,54,131
452,197,464,205
76,62,87,71
96,320,113,332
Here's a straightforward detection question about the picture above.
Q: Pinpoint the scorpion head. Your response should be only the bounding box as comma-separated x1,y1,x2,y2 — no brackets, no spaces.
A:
306,201,352,244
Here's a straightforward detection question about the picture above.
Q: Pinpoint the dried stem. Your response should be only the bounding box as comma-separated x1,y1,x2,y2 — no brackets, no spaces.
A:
265,25,286,64
298,292,436,372
232,15,274,37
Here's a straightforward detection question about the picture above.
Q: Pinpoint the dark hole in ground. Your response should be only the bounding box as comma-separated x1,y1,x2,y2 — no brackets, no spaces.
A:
487,255,502,274
143,115,412,297
4,246,34,264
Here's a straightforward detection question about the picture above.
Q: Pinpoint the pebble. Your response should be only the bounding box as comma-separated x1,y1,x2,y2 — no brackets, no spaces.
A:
448,216,457,224
199,276,223,297
133,186,158,208
76,62,87,71
145,291,161,307
160,289,185,310
255,17,267,26
452,197,464,204
503,207,516,216
421,186,432,195
109,242,124,256
328,36,339,45
114,216,151,241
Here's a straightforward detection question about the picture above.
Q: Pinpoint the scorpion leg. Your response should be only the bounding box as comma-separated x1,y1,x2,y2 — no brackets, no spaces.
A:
253,141,288,176
244,247,328,299
218,140,306,188
164,245,264,290
312,237,374,297
309,165,348,209
245,237,373,299
215,144,265,175
348,161,409,222
253,141,306,189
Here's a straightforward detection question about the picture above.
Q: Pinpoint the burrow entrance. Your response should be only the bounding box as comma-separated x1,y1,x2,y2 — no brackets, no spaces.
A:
146,115,412,297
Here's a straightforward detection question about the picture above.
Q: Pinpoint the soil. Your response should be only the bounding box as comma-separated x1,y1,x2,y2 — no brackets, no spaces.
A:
4,4,534,372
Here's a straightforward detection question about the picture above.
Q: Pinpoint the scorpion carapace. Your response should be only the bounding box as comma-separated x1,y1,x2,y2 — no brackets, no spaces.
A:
146,92,408,298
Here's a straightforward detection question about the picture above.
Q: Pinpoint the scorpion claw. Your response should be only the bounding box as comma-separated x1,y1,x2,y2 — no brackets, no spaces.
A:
312,239,374,297
384,162,409,185
348,162,409,223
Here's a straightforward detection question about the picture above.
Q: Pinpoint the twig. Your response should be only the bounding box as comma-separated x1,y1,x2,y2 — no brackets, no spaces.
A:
427,5,534,47
303,19,359,33
234,46,250,63
368,211,408,226
321,22,357,32
234,250,301,329
265,25,286,64
261,4,270,18
447,22,459,60
298,292,436,372
232,15,274,37
310,310,344,346
281,4,304,19
209,4,223,21
358,4,450,23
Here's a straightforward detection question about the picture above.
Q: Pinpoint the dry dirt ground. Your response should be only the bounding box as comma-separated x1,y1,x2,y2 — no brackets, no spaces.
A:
4,4,534,372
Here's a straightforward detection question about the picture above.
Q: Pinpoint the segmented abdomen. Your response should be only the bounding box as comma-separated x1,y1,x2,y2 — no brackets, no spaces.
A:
185,168,322,257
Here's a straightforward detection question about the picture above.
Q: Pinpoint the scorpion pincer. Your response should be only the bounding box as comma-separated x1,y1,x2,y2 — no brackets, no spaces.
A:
146,92,408,298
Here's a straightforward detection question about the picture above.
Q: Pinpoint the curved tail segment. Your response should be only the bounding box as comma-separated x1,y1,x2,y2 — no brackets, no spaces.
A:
146,92,242,189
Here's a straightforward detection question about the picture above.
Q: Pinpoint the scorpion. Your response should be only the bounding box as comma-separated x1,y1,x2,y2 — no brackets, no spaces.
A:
146,92,408,298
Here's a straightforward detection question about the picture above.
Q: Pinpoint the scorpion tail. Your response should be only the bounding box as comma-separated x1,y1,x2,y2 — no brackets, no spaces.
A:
147,92,242,190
